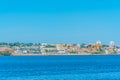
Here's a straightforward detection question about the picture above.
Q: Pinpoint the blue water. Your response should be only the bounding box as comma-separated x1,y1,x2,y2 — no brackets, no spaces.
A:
0,55,120,80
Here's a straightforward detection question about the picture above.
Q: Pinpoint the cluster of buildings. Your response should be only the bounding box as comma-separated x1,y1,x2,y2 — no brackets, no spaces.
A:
0,41,120,55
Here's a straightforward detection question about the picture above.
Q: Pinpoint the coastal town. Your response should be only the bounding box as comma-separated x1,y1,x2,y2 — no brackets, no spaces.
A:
0,41,120,56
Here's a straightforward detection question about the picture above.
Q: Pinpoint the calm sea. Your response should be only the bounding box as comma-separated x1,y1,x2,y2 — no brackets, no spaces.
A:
0,55,120,80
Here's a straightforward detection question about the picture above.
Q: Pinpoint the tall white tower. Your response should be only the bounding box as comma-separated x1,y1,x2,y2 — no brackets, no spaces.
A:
96,40,102,45
109,41,115,47
77,44,80,48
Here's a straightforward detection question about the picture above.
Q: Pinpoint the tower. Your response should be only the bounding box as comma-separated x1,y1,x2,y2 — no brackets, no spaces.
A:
109,41,115,47
96,40,102,45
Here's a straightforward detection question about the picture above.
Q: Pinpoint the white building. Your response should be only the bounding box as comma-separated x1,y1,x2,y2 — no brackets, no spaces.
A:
77,44,80,48
41,43,47,46
109,41,115,47
96,40,102,45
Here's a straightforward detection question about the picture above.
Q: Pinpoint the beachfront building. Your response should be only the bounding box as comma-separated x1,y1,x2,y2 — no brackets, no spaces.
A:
56,44,79,54
40,44,57,54
56,44,66,53
83,42,103,54
65,44,78,54
0,47,14,52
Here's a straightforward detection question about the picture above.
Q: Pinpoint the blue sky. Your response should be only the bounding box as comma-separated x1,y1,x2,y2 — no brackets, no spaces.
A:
0,0,120,44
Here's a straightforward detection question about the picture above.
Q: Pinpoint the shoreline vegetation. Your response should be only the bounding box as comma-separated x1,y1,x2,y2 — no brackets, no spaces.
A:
0,51,12,56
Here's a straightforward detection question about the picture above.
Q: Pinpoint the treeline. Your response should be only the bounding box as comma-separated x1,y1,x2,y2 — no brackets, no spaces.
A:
0,42,41,47
0,51,12,56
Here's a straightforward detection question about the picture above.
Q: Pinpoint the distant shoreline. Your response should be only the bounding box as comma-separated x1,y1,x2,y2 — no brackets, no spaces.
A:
10,53,120,56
